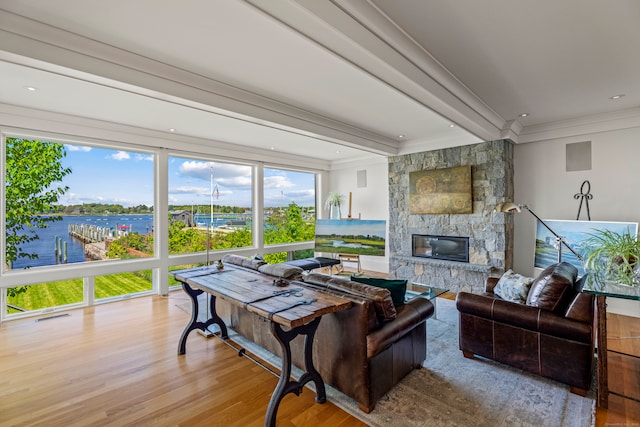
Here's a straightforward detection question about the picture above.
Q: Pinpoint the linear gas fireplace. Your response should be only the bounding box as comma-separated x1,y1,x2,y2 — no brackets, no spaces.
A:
412,234,469,263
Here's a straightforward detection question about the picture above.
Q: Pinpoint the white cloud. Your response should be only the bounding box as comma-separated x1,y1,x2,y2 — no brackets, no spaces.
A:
264,175,295,189
65,144,92,152
109,151,130,160
135,154,154,162
179,160,251,187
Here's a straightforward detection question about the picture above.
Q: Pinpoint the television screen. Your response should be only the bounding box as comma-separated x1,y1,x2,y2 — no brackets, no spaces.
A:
314,219,386,256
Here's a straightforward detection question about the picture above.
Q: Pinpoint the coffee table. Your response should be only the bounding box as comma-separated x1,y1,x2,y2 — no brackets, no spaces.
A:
405,282,448,317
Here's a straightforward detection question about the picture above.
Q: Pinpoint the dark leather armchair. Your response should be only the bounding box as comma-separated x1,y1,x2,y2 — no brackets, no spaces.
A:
456,263,595,395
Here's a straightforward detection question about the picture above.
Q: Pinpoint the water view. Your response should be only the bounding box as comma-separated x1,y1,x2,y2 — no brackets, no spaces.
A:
11,215,154,269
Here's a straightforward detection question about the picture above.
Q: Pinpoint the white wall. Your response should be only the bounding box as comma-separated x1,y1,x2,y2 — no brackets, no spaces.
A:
327,155,389,273
513,126,640,316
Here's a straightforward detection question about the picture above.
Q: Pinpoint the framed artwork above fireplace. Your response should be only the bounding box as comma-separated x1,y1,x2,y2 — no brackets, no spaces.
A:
409,165,472,214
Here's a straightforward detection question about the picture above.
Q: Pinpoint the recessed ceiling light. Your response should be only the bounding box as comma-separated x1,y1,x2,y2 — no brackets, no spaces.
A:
448,124,455,128
168,128,176,132
270,146,275,150
23,86,38,91
398,134,405,139
609,94,625,100
518,113,529,118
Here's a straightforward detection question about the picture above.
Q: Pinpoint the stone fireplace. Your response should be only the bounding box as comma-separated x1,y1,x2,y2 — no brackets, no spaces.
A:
388,140,514,294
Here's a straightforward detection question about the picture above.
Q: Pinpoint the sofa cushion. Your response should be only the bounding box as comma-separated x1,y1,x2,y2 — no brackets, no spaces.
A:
303,273,397,322
351,276,407,307
257,263,303,279
222,254,266,271
493,270,534,303
526,262,578,312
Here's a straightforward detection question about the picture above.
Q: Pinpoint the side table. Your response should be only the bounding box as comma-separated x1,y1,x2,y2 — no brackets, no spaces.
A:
582,277,640,408
405,282,448,317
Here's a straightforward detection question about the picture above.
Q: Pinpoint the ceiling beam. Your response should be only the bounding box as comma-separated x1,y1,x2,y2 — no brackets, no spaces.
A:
247,0,507,143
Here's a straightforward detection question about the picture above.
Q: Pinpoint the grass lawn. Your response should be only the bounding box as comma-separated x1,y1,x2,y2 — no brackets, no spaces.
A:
7,271,153,314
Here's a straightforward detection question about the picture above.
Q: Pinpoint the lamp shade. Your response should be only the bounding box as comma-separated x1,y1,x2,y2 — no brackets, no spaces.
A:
494,202,522,213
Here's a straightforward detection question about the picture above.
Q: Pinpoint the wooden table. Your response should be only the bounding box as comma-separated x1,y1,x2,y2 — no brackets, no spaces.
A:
172,265,352,427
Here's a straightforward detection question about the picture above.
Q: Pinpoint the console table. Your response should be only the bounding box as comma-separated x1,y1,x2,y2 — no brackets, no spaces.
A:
172,265,351,427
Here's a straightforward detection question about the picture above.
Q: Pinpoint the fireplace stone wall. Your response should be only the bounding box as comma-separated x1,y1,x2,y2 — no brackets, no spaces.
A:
388,140,514,294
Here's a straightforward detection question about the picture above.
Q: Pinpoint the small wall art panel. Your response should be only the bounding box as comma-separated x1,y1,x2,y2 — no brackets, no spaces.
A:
409,165,472,214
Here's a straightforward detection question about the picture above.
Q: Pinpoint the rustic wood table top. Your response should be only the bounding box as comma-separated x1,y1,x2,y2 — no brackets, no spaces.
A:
173,265,351,328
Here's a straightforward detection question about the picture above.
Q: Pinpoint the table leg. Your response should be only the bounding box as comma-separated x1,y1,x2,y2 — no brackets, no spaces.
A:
264,317,325,427
596,294,609,408
177,282,228,355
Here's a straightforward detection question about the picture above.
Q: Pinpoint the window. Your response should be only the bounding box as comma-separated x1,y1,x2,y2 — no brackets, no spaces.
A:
4,138,155,271
167,156,252,255
95,270,153,301
6,279,84,315
263,168,316,263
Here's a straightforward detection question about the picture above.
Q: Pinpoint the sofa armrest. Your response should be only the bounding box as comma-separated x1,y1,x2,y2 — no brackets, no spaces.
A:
486,277,500,293
366,298,434,359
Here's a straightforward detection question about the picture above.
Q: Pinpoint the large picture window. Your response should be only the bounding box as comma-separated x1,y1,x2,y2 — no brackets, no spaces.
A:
167,156,253,255
263,167,316,263
4,138,155,271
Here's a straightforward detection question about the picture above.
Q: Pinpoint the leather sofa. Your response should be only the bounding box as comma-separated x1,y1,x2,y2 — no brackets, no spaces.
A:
456,262,595,395
216,255,435,413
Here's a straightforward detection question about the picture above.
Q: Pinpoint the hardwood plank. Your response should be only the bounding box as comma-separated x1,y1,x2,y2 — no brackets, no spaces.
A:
0,293,366,427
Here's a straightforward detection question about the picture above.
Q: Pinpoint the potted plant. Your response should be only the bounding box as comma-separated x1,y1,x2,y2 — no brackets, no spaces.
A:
583,228,640,286
325,192,344,219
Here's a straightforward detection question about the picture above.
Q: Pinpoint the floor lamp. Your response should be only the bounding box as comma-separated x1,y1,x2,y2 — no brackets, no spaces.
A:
495,202,584,263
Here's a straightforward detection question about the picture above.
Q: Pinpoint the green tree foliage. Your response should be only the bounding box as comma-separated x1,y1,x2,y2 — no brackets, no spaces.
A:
106,233,154,259
58,203,153,215
5,138,71,296
165,202,312,259
264,202,314,245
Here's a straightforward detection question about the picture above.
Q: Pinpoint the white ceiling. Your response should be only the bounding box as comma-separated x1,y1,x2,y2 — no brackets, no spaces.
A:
0,0,638,164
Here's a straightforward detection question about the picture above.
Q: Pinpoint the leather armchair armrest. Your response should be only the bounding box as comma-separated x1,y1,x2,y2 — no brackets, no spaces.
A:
457,292,540,329
366,298,434,359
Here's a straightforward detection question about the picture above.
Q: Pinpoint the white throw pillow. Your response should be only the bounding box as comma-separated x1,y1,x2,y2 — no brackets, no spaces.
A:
494,269,534,303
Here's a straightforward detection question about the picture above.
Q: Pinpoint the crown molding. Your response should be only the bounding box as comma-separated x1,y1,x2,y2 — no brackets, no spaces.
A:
517,107,640,144
0,9,398,156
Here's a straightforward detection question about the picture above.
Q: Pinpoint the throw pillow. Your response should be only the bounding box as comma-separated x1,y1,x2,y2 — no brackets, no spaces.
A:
493,270,534,303
526,262,578,312
351,276,407,307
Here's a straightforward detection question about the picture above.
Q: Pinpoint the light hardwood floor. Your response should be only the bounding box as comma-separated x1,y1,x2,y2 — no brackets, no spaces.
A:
0,292,366,427
1,290,638,426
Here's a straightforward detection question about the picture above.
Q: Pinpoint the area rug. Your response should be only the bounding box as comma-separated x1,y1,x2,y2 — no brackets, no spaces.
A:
177,296,595,427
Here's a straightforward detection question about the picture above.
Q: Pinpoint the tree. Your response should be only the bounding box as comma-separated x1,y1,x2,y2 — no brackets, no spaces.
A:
5,138,71,296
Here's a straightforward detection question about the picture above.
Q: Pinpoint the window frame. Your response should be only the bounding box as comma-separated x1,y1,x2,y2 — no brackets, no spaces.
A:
0,128,322,322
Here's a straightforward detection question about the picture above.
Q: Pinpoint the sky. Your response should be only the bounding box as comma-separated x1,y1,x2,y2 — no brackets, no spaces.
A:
57,145,316,208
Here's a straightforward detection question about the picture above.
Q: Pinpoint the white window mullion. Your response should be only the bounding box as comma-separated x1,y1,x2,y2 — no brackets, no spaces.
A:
157,149,169,295
254,163,264,252
84,276,95,306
